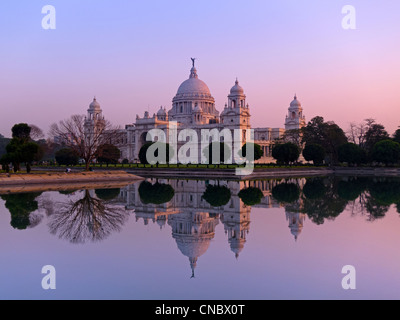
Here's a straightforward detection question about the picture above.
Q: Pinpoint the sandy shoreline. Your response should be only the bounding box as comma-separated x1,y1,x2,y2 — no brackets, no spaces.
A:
0,171,144,187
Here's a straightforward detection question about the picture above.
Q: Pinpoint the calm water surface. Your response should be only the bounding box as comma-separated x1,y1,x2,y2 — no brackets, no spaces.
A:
1,176,400,300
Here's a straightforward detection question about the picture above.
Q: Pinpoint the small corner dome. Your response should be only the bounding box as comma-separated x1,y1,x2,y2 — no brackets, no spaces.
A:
290,95,301,108
89,97,101,110
230,79,244,95
157,107,167,115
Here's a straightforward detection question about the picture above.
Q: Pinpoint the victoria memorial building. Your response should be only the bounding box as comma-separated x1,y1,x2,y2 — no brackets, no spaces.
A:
84,59,306,163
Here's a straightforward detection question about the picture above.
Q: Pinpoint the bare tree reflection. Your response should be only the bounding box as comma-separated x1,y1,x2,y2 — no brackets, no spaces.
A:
48,189,129,244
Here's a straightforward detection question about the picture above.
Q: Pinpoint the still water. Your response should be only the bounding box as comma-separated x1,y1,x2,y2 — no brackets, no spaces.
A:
1,176,400,300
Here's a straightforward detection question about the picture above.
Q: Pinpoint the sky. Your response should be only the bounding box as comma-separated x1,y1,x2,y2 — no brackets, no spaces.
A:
0,0,399,138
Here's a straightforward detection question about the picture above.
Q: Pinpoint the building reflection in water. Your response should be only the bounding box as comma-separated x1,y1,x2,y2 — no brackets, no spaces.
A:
119,178,305,276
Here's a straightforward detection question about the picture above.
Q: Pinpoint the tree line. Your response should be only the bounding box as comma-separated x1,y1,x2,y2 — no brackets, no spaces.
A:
0,121,123,173
272,116,400,166
1,115,399,172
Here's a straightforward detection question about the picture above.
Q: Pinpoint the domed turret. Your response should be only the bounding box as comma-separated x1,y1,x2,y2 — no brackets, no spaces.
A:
230,79,244,95
157,106,166,116
157,106,167,121
285,94,306,131
222,79,251,128
290,95,302,108
84,97,104,136
89,97,101,110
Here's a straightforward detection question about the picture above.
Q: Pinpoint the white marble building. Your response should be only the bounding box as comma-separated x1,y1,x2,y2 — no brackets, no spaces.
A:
118,178,305,276
85,60,306,163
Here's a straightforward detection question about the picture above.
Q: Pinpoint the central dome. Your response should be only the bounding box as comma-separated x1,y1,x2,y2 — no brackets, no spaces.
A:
176,67,211,96
177,77,211,95
170,60,217,125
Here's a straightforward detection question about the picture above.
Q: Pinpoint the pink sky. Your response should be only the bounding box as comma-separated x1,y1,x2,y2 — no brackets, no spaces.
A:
0,1,399,137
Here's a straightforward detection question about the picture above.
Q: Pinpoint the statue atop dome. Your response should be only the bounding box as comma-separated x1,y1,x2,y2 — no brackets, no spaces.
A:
191,57,196,68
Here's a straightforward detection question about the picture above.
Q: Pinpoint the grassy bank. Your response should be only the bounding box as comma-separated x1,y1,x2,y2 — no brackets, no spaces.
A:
33,163,320,171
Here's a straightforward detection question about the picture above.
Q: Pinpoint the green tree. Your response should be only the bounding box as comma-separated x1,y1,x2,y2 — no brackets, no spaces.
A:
363,179,397,221
393,128,400,144
272,143,300,165
203,142,232,164
301,177,347,225
302,178,326,199
302,144,326,166
0,153,12,172
55,148,80,166
371,140,400,165
20,142,40,173
238,187,264,206
2,124,40,173
337,178,368,201
338,143,367,166
1,192,42,230
12,123,31,142
202,184,231,207
239,143,263,162
95,188,121,201
271,183,300,204
139,142,173,165
33,139,47,163
364,122,390,155
368,179,400,206
138,181,175,204
96,144,121,166
139,143,152,164
0,135,11,158
301,116,347,164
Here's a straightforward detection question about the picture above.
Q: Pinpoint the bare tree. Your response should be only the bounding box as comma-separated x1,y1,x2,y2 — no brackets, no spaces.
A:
29,124,45,141
347,122,365,146
48,189,130,243
49,114,124,171
346,119,377,147
282,129,303,148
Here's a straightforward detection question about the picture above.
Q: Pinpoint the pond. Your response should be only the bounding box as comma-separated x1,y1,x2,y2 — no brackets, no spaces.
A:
0,176,400,300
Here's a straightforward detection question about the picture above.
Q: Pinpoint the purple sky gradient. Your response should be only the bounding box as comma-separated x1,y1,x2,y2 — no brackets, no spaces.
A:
0,0,399,138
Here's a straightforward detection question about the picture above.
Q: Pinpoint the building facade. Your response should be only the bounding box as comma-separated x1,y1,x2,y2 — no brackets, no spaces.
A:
85,60,306,163
118,178,305,276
